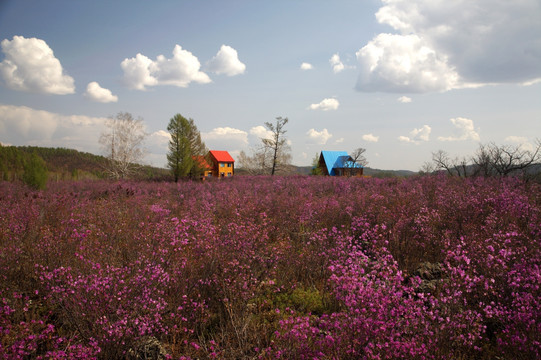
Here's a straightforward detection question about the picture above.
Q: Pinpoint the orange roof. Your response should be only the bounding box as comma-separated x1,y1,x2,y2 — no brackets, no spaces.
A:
209,150,234,163
192,155,212,170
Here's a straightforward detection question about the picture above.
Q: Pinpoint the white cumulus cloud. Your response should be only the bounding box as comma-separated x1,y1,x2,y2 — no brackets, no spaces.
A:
356,0,541,93
201,127,250,156
329,53,345,73
356,33,459,93
84,81,118,103
399,125,431,143
307,128,332,145
397,96,412,103
438,117,480,141
308,98,340,111
121,45,211,90
300,62,313,70
362,133,380,142
203,127,248,144
206,45,246,76
249,125,273,140
0,35,75,94
0,104,106,152
504,135,534,152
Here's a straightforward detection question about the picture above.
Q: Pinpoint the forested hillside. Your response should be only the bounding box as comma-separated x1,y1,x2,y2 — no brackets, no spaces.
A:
0,145,170,185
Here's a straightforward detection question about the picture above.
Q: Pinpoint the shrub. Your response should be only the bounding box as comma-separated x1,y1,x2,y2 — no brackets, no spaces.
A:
22,152,48,190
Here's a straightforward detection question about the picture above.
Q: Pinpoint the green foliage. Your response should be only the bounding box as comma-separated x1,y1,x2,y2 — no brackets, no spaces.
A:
22,152,48,189
166,113,207,182
310,153,322,175
276,287,326,315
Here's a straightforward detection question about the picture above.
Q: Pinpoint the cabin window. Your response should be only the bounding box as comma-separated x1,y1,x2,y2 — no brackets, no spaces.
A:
227,163,232,167
220,163,225,167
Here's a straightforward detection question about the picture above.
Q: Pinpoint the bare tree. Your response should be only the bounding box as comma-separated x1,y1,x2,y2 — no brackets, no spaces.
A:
431,150,454,176
99,112,147,179
419,161,436,175
471,143,494,177
263,117,291,175
240,117,291,175
237,148,272,175
484,141,541,177
351,147,369,167
431,150,469,177
431,140,541,179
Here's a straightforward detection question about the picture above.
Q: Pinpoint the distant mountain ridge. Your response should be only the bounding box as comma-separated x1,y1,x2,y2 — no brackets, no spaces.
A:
1,145,417,181
290,165,417,178
0,145,170,181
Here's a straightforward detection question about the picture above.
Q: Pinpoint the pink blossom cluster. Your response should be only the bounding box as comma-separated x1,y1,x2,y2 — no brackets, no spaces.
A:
0,175,539,359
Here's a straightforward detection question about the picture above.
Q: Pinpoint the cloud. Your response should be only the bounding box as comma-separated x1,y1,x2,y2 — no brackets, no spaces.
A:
206,45,246,76
438,117,480,141
307,128,332,145
121,45,211,90
0,35,75,94
150,129,171,143
203,127,248,145
335,138,344,143
356,0,541,93
504,135,528,144
0,104,106,152
504,135,535,152
362,133,380,142
397,96,412,103
308,98,340,111
300,62,313,70
356,33,459,93
147,130,170,152
399,125,431,143
84,81,118,103
329,53,345,73
249,125,273,140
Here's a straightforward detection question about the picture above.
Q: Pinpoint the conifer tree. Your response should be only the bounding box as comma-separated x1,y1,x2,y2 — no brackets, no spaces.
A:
166,114,207,182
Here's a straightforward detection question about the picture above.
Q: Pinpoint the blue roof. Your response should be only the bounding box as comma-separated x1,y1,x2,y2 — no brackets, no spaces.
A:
320,151,363,175
320,151,348,176
335,156,363,169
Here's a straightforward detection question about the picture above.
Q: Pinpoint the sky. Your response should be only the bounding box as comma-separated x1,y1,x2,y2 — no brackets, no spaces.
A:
0,0,540,171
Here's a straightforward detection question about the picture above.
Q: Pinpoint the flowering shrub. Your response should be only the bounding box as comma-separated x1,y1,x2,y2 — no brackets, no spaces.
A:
0,176,539,359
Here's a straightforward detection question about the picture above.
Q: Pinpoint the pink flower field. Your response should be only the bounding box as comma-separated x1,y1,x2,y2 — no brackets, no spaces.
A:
1,175,539,359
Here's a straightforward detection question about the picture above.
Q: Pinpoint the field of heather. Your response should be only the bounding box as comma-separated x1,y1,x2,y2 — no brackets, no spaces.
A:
1,175,540,359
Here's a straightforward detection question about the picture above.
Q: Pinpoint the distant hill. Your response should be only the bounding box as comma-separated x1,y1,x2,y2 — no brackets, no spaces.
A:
290,165,417,178
0,145,171,181
1,145,418,183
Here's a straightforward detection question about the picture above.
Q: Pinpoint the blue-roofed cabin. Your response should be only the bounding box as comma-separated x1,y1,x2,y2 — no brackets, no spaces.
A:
318,151,364,177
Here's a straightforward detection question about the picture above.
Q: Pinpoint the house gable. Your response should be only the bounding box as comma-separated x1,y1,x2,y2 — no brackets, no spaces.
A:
209,150,235,177
319,150,363,176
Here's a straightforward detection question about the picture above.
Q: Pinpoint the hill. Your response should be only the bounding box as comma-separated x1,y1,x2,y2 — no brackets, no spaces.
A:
290,165,417,177
0,145,171,182
1,145,417,183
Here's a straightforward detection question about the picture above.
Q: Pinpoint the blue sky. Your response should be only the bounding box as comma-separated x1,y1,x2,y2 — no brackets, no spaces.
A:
1,0,540,171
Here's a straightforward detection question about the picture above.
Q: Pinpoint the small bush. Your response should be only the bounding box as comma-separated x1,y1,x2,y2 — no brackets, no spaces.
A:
22,152,48,190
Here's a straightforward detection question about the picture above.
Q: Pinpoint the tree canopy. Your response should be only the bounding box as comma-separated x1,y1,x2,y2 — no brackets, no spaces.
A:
166,114,207,182
99,112,147,179
239,116,291,175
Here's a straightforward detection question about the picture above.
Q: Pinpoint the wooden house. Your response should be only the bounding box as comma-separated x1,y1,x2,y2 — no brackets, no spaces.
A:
192,155,213,179
318,151,363,177
209,150,235,178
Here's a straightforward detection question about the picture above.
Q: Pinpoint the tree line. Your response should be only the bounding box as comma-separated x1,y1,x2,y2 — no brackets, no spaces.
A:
0,144,48,189
423,140,541,180
99,112,294,181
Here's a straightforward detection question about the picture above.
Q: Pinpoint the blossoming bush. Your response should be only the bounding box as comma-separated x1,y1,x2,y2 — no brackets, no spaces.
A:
0,175,539,359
